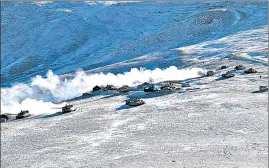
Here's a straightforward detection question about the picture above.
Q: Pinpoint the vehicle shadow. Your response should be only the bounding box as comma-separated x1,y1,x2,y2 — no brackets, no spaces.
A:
65,94,92,102
37,112,63,119
116,105,136,111
127,91,174,99
252,90,268,93
215,77,234,81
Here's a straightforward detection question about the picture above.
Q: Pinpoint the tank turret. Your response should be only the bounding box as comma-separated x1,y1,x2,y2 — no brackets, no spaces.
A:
118,85,130,93
92,85,102,92
206,70,214,76
220,65,228,70
221,71,235,78
62,105,74,114
82,92,92,97
125,98,145,106
0,114,9,123
244,68,257,74
234,65,246,70
259,86,268,92
104,85,117,90
16,110,31,119
144,85,160,92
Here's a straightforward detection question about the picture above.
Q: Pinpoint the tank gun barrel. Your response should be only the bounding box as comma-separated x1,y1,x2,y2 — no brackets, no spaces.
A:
51,107,64,109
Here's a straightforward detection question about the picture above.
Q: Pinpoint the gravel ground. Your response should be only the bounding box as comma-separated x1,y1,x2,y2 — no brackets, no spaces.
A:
1,59,268,168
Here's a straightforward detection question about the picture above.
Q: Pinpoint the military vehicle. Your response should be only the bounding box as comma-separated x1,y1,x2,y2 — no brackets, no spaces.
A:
206,70,214,76
92,85,102,92
221,71,235,78
144,85,160,92
16,110,31,119
125,98,145,106
137,82,151,89
170,82,182,89
234,65,246,70
244,68,257,74
104,85,118,90
160,84,174,91
259,86,268,92
0,114,9,123
118,85,130,93
82,92,92,97
160,82,181,90
220,65,228,69
62,105,74,114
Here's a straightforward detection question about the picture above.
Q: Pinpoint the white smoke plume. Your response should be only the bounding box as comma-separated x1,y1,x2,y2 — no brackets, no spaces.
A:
1,66,205,115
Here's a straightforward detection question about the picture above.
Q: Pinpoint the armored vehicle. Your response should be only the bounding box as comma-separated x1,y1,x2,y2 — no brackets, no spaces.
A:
137,82,151,89
160,82,176,90
234,65,246,70
160,85,174,91
244,68,257,74
144,85,160,92
16,110,31,119
0,114,9,123
62,105,74,114
92,85,102,92
118,85,130,93
220,65,228,69
125,98,145,106
221,71,235,78
82,92,92,97
206,71,214,76
104,85,117,90
259,86,268,92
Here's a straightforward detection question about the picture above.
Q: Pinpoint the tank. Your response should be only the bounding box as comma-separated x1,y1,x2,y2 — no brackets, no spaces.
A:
206,70,214,76
160,85,173,91
221,71,235,78
170,83,182,89
125,98,145,106
244,68,257,74
82,92,92,97
92,85,102,92
0,114,9,123
160,82,175,90
234,65,246,70
118,85,130,93
16,110,31,119
104,85,117,90
62,105,74,114
144,85,160,92
220,65,228,69
137,82,151,89
259,86,268,92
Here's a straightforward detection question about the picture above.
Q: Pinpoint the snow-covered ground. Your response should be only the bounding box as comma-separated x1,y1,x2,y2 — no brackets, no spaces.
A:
2,59,268,168
1,1,268,168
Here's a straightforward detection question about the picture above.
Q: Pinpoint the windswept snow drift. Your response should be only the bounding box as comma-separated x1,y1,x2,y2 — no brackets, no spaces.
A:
1,66,205,115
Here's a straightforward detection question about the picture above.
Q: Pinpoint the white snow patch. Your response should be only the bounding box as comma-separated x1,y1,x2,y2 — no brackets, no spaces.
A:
56,9,73,13
33,1,52,6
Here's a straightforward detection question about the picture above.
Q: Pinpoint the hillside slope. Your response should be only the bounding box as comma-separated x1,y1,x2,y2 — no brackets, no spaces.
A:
1,1,267,86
